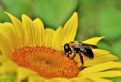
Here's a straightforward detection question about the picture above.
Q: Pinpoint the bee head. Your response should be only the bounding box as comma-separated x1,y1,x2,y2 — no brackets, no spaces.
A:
64,43,70,49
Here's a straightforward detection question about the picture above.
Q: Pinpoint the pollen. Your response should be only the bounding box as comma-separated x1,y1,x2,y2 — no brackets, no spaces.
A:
11,46,79,78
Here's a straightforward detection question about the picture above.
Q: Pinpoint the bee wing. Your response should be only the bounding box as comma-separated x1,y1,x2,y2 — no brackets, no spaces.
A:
82,43,97,48
80,45,94,59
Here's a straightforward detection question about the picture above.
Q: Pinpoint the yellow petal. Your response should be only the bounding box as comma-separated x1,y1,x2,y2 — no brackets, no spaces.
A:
22,15,35,46
51,26,62,49
0,56,18,73
79,62,121,76
49,78,70,82
62,12,78,44
0,36,13,57
5,12,24,48
88,77,113,82
5,12,22,28
0,55,2,61
2,23,18,48
33,18,44,46
74,48,118,66
74,49,110,62
83,37,104,45
17,67,37,82
44,28,55,48
28,76,46,82
0,23,15,57
71,77,91,82
56,12,78,50
1,22,23,49
90,71,121,78
84,54,118,66
92,49,110,57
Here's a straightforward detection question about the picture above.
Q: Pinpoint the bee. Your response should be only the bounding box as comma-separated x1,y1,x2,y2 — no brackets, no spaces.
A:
64,42,97,65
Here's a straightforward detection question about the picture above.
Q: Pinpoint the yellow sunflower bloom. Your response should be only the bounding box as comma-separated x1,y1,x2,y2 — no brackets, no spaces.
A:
0,12,121,82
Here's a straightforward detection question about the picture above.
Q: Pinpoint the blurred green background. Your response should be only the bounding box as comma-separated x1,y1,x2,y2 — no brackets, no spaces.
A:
0,0,121,82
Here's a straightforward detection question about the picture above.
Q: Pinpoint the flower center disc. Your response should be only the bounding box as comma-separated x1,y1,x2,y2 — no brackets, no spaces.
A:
11,47,79,78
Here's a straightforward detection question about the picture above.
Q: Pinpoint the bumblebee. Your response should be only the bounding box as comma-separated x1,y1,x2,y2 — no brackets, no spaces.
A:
64,42,97,65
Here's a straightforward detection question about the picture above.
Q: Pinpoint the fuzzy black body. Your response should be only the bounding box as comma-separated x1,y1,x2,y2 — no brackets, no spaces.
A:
64,42,96,65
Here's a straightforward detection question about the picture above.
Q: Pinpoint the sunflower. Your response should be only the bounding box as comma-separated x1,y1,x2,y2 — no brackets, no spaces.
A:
0,12,121,82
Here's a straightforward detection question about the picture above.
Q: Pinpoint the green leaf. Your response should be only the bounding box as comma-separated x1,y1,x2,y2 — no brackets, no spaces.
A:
0,74,16,82
111,39,121,60
76,0,102,40
98,41,111,50
110,77,121,82
32,0,78,28
1,0,31,16
97,7,121,40
1,0,77,28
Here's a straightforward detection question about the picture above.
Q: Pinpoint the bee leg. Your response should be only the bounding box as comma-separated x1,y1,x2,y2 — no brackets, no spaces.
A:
78,52,85,70
79,52,84,65
67,51,72,57
72,51,76,60
67,53,70,57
